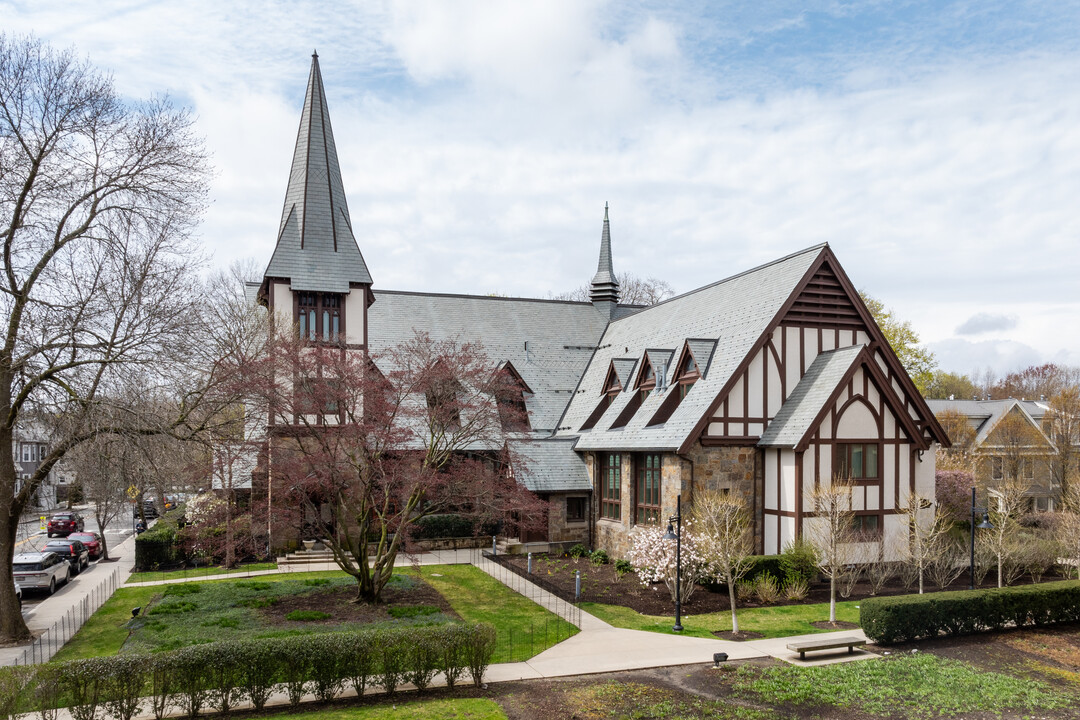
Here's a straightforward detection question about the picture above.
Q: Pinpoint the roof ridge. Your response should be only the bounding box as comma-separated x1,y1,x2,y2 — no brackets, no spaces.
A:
607,243,828,324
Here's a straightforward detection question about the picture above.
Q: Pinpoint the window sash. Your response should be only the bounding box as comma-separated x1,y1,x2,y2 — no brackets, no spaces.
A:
635,454,661,525
838,443,879,480
601,454,621,520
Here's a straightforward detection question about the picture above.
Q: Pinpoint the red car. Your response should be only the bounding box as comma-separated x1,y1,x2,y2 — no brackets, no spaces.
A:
46,512,84,538
68,532,102,560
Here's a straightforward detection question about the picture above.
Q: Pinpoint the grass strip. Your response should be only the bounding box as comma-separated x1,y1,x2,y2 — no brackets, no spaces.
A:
125,562,278,584
580,599,860,638
280,698,508,719
419,564,578,663
735,653,1071,718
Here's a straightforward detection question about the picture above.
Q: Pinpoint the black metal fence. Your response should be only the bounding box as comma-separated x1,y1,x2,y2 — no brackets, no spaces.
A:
479,548,582,630
14,564,122,665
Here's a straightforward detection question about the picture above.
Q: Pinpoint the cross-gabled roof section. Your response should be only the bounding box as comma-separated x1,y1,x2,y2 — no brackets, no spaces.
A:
260,53,373,299
610,358,638,391
564,244,825,450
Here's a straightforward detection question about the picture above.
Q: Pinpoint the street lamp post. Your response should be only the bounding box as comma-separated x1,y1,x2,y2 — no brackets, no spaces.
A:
662,494,683,632
969,487,994,590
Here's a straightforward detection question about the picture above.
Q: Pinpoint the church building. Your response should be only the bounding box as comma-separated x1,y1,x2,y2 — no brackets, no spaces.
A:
255,54,949,559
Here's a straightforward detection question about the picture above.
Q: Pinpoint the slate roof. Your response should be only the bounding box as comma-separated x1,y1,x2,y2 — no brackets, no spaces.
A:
563,244,825,451
262,54,373,295
367,290,626,433
759,345,865,448
510,437,591,493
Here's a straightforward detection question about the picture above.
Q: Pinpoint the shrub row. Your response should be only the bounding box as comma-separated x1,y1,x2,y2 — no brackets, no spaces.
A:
134,508,188,570
0,624,496,719
860,579,1080,644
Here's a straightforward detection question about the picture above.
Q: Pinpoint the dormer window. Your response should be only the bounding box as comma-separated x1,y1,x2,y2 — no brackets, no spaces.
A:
296,292,344,343
581,362,629,431
647,342,704,426
610,355,657,430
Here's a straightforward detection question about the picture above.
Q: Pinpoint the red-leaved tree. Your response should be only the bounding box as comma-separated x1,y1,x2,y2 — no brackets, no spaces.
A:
260,331,545,603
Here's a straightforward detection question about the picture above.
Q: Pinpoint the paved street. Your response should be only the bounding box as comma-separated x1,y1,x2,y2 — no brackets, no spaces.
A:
14,504,136,616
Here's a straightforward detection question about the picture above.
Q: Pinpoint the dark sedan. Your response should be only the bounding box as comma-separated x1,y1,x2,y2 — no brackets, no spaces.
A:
68,532,102,560
46,512,84,537
41,539,90,575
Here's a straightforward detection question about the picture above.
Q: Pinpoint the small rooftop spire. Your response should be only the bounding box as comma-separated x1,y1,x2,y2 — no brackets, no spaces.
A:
589,203,619,316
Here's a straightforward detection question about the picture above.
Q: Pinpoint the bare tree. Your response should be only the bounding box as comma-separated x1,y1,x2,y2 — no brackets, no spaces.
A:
896,492,950,594
985,477,1029,587
1055,484,1080,580
691,491,753,634
926,534,966,591
1043,386,1080,504
935,408,976,473
807,475,858,623
550,272,675,305
0,36,212,642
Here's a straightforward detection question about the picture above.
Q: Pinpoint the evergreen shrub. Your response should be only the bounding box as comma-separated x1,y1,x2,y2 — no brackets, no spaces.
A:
861,580,1080,644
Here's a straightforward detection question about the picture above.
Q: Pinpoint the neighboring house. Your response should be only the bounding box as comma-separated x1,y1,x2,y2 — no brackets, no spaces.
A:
252,54,948,558
12,425,70,509
927,398,1058,512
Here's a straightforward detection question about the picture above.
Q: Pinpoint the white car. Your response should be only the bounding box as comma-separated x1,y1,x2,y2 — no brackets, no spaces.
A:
12,552,70,595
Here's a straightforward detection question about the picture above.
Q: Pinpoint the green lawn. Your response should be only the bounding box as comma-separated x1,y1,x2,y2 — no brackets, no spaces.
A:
735,653,1070,718
275,699,507,720
420,565,578,663
125,562,278,584
580,599,861,638
56,565,574,664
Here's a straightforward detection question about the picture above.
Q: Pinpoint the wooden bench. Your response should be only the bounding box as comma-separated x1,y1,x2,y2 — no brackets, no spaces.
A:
786,636,866,660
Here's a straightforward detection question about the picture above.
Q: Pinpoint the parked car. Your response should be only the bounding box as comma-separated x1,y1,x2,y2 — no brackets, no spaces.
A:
68,532,102,560
41,539,90,575
46,512,84,537
12,552,70,595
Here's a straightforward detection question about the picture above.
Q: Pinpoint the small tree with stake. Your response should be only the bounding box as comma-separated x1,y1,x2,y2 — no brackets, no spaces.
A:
692,491,753,634
807,474,858,624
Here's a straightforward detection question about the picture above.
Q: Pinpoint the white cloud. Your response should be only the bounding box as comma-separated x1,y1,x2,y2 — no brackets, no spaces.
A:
5,1,1080,376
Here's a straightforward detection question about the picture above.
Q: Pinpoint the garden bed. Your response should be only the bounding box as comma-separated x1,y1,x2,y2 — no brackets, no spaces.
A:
493,552,1072,616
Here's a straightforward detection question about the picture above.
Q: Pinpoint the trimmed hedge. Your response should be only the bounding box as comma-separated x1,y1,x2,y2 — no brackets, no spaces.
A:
0,624,497,718
861,580,1080,645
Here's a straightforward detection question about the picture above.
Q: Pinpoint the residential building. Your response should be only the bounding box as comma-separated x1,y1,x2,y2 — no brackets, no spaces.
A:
927,398,1058,511
254,53,949,558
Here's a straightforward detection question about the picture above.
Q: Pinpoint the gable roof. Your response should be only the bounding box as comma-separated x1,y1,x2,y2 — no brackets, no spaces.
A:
261,54,373,297
563,244,825,451
759,346,865,448
927,398,1054,448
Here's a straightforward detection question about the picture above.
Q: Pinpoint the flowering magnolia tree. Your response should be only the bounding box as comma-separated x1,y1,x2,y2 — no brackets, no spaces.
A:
628,521,711,605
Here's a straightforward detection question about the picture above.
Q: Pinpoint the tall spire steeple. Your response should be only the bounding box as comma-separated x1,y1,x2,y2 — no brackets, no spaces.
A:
589,202,619,316
262,53,372,295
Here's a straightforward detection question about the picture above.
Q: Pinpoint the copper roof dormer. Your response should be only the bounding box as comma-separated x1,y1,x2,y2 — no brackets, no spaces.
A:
260,53,373,301
589,203,619,316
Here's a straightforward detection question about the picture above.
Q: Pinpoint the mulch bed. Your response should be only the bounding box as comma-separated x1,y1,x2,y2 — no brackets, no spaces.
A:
494,552,1070,616
261,577,459,624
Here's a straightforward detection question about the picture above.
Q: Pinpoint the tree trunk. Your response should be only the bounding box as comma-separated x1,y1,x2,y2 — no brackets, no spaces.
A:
998,553,1004,588
96,507,111,561
829,573,837,623
0,418,32,643
727,576,739,634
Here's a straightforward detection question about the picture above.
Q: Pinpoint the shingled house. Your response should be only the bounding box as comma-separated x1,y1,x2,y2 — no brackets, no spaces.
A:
254,54,949,559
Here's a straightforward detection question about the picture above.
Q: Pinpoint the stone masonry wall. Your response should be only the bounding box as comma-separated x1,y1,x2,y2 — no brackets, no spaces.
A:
685,443,763,554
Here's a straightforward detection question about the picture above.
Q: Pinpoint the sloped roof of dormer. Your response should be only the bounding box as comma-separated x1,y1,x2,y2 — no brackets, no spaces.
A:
261,53,373,297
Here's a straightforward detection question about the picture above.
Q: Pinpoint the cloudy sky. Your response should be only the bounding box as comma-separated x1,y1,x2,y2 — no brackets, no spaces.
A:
5,1,1079,377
